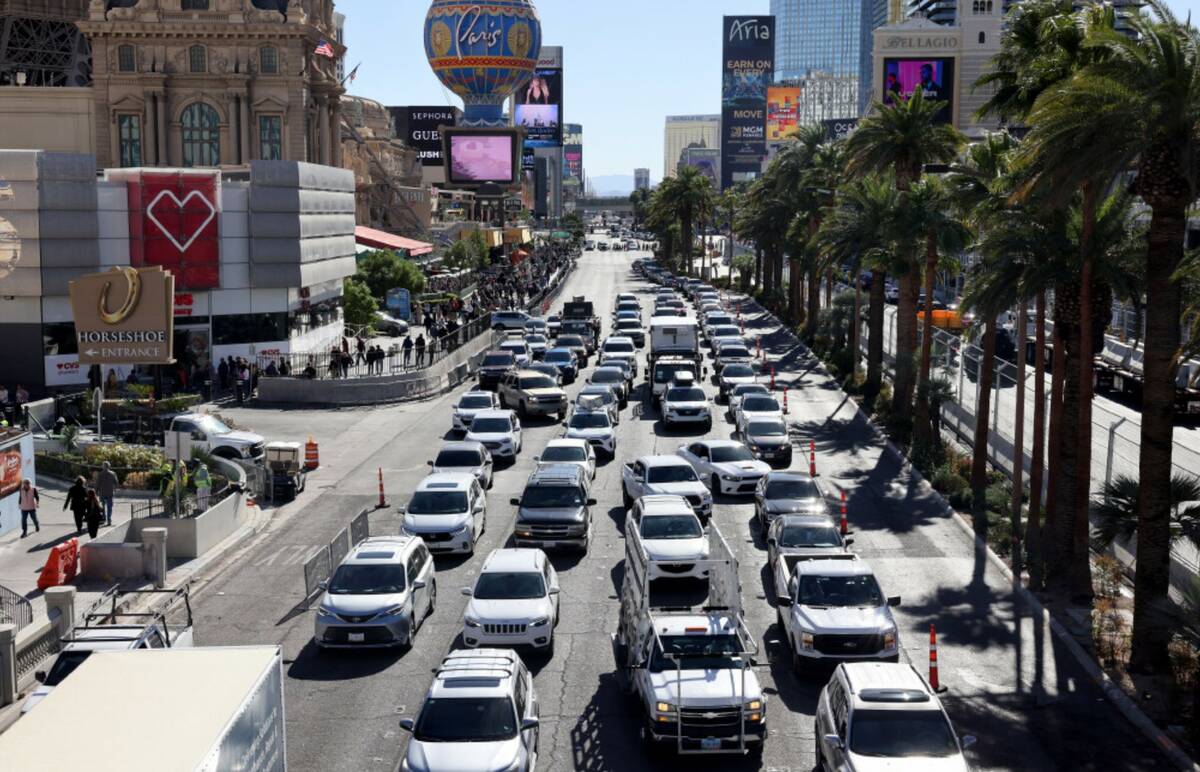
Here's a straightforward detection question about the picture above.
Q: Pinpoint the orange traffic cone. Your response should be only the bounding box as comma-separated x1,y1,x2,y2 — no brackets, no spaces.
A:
929,623,942,691
840,490,849,535
809,440,817,477
304,437,320,470
377,467,388,509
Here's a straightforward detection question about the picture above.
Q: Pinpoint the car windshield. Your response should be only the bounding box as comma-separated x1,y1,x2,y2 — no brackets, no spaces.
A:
721,347,751,358
666,387,706,402
617,320,640,329
743,397,780,412
849,709,959,758
749,421,787,437
459,396,493,409
483,354,514,367
650,634,744,671
655,366,697,383
196,416,232,435
712,327,742,338
722,364,755,378
734,385,769,398
646,465,698,483
797,573,884,607
558,336,583,347
435,450,482,468
546,351,571,363
707,316,733,326
524,335,547,344
328,563,406,594
522,485,583,508
543,446,587,462
766,478,820,499
570,413,611,429
519,376,557,390
605,341,634,353
779,524,842,548
471,418,511,434
710,446,754,463
580,388,614,404
409,490,469,515
413,697,517,743
641,515,703,540
500,344,526,355
592,370,622,383
42,650,92,687
474,571,547,599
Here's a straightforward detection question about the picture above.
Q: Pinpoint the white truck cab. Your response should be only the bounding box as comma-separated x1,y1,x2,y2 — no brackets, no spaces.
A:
164,413,264,461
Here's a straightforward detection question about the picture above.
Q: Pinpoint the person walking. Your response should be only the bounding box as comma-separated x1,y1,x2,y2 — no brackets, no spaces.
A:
356,336,367,367
218,357,230,392
415,334,427,367
194,462,212,512
83,489,103,538
64,475,88,534
96,460,118,526
18,479,39,537
402,334,413,368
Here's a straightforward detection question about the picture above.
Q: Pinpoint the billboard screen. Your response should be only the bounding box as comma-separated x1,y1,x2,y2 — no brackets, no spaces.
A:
444,129,521,185
882,57,954,123
682,148,720,187
563,123,582,147
564,145,583,183
721,16,774,190
516,59,563,148
395,107,457,166
822,118,858,141
767,86,801,142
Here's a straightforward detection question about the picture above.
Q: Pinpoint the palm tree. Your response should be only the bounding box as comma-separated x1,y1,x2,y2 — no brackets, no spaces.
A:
845,90,966,430
1091,473,1200,553
657,165,716,276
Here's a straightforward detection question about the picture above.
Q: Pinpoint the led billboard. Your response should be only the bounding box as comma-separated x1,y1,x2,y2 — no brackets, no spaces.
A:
517,47,563,148
767,86,801,142
882,57,955,123
443,128,521,185
393,106,457,166
721,16,774,190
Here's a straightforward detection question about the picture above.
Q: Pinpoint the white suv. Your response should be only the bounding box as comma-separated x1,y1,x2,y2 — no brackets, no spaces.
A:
660,373,712,431
629,495,710,580
815,662,975,771
401,649,540,772
466,409,524,459
533,438,596,480
399,474,487,556
452,391,501,433
461,548,560,656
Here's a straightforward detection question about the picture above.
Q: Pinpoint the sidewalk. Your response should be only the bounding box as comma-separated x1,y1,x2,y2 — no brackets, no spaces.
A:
0,477,150,622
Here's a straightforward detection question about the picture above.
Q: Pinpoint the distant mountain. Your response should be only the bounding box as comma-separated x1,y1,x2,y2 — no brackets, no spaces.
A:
590,174,635,197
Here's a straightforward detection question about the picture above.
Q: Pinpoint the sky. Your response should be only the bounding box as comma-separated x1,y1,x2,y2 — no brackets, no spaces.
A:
340,0,1199,187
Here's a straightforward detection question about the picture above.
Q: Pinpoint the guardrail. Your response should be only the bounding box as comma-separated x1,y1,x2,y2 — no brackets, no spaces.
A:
302,508,371,604
0,583,32,631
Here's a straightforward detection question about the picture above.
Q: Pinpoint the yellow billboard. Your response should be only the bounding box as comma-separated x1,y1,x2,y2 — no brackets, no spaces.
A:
767,86,802,141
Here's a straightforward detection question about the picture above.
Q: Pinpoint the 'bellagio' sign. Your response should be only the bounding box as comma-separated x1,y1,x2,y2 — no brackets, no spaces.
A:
69,266,175,365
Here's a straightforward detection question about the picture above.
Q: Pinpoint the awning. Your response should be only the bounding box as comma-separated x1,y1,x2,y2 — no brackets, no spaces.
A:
354,226,434,257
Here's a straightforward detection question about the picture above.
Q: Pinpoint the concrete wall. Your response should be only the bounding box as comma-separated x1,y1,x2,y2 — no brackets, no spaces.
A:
0,88,96,157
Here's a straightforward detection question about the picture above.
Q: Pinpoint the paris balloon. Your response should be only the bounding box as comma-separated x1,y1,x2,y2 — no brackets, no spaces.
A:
424,0,542,125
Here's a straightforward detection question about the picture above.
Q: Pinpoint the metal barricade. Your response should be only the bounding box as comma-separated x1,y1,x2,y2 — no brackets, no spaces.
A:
329,527,351,569
302,546,332,603
0,583,32,631
350,509,370,546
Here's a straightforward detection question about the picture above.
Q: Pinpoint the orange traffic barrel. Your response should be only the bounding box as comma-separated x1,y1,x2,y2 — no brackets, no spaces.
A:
304,437,320,470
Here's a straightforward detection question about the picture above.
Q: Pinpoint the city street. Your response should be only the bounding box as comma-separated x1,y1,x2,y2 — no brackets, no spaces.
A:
186,242,1168,771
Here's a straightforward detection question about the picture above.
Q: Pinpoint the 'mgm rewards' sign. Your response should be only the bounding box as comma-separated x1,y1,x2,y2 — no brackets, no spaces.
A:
69,266,175,365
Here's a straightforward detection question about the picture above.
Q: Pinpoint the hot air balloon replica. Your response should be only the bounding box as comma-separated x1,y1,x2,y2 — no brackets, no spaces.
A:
424,0,542,127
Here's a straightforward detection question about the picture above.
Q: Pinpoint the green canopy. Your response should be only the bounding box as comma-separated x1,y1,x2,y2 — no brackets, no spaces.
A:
550,231,572,239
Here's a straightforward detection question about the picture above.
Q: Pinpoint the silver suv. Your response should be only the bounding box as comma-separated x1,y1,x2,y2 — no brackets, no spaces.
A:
499,369,568,419
314,536,435,649
512,464,595,552
815,662,975,771
401,649,540,772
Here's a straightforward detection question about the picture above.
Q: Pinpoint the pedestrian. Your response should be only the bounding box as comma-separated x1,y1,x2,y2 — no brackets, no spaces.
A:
194,462,212,512
279,358,290,377
265,360,278,377
84,489,103,538
96,460,118,526
328,349,340,379
403,334,413,368
415,334,427,367
340,350,352,378
64,475,88,534
356,336,366,366
18,479,39,537
218,357,230,391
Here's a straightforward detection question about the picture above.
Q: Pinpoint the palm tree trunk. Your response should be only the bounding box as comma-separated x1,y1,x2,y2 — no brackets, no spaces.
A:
852,272,863,378
1011,300,1028,578
1048,305,1082,597
682,210,694,275
1043,315,1068,577
1070,187,1098,604
806,264,820,341
972,316,998,540
915,233,939,447
866,272,886,402
1130,201,1187,674
755,247,763,290
789,257,803,324
773,248,785,305
1026,291,1047,590
892,268,921,436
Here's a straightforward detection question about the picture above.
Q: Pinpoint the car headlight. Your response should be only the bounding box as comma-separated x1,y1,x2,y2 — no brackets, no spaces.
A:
451,522,471,535
883,627,897,649
464,617,482,628
317,604,337,618
720,473,737,481
400,523,417,535
530,616,550,627
514,527,533,537
655,701,676,721
800,632,814,651
745,698,764,722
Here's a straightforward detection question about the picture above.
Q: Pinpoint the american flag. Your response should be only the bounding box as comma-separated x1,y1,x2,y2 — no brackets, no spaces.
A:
314,39,335,58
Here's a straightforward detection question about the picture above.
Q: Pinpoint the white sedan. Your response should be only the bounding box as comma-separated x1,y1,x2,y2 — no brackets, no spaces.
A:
676,440,771,496
735,393,784,433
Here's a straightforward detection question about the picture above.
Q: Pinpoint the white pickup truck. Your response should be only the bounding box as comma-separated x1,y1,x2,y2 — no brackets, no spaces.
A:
621,455,712,524
163,413,265,461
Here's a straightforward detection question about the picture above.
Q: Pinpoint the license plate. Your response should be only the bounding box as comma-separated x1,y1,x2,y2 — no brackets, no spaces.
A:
348,632,365,643
541,541,559,549
700,738,721,750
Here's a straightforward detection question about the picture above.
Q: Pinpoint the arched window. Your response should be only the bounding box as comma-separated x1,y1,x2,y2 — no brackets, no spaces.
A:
181,103,220,167
189,45,206,73
260,46,278,74
986,0,993,11
979,31,986,44
117,45,136,72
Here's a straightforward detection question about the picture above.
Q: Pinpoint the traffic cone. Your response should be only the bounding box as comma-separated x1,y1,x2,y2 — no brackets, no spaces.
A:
839,489,849,535
770,365,776,391
783,388,789,414
377,467,388,509
304,437,320,470
929,623,943,692
809,440,817,477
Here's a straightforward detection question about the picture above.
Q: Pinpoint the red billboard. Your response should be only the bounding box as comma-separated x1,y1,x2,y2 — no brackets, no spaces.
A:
119,170,221,290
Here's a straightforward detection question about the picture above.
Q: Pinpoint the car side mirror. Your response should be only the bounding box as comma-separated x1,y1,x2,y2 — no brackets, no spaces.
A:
962,735,977,749
587,498,597,506
412,580,426,590
317,580,328,591
521,717,540,731
532,455,540,462
823,733,843,751
399,718,415,732
395,506,406,515
510,497,521,506
776,595,792,607
34,670,46,683
426,460,434,467
888,595,902,607
548,586,560,595
461,587,473,596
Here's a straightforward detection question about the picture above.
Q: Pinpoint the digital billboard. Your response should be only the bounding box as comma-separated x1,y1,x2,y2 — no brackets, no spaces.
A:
443,128,521,185
721,16,774,190
767,86,801,142
564,145,583,183
822,118,858,141
882,57,955,123
681,148,720,187
393,106,457,166
517,46,563,148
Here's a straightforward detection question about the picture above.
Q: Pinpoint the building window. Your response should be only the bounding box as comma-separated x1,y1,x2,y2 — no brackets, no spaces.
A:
118,114,142,167
181,102,220,167
260,46,278,74
189,45,206,73
181,0,209,9
213,312,289,346
259,115,283,160
118,45,136,72
979,31,986,44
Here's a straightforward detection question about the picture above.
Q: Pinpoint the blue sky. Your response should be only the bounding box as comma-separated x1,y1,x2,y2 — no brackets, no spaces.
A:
340,0,1200,185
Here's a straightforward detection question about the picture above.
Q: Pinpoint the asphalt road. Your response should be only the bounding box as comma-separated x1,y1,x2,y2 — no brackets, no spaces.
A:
190,240,1171,772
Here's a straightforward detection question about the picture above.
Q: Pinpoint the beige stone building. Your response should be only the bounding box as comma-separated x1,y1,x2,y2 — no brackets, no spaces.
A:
75,0,344,170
